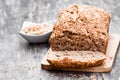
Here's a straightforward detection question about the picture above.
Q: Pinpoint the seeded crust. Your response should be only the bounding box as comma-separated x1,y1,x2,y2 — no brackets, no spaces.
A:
49,4,111,53
47,51,105,68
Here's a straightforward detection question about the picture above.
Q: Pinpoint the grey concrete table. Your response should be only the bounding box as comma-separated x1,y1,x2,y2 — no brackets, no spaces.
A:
0,0,120,80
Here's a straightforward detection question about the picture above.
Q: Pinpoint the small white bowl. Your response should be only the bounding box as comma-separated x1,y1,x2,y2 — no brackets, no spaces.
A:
19,20,55,43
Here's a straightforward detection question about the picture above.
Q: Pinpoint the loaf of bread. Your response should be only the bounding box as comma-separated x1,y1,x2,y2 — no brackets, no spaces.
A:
47,50,106,68
49,4,111,53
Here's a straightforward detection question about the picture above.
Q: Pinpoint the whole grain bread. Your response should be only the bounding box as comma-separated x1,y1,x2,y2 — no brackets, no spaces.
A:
49,4,111,53
47,50,106,68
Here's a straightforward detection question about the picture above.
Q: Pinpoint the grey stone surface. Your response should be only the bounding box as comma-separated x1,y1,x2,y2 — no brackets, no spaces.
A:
0,0,120,80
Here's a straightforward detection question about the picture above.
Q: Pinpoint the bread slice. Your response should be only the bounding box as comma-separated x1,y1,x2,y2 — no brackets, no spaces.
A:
47,51,106,68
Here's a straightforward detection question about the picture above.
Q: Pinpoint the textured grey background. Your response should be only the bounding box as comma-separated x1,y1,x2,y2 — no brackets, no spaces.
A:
0,0,120,80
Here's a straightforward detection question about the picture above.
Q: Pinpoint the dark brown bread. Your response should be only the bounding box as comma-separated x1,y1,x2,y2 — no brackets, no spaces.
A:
47,51,106,68
49,4,111,53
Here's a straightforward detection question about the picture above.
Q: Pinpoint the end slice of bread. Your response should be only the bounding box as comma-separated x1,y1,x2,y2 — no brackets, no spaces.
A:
47,51,106,68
